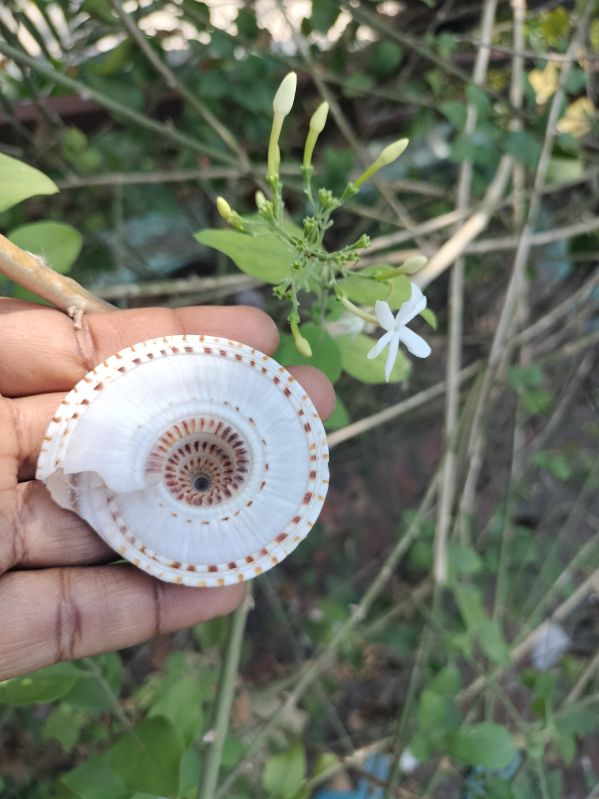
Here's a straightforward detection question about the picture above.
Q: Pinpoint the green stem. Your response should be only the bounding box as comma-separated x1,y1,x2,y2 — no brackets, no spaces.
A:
338,295,378,325
0,41,238,167
198,590,252,799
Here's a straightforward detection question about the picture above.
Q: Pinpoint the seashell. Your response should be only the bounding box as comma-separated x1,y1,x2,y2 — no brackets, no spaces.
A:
36,335,329,587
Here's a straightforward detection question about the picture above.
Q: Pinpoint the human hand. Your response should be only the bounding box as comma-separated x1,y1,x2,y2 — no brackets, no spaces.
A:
0,300,334,680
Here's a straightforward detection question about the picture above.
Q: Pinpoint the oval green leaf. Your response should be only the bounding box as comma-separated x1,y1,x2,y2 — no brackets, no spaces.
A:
446,722,517,769
262,740,306,799
109,716,184,797
0,153,58,213
9,221,83,274
195,227,295,284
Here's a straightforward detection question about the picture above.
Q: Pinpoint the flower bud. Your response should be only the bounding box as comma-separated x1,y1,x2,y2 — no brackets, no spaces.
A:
290,318,312,358
309,101,329,134
399,255,428,275
273,72,297,118
378,138,409,166
216,196,232,222
354,138,410,189
255,190,268,210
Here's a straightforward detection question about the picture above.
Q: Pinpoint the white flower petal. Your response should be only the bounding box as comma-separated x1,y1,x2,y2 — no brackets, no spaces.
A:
396,283,427,325
397,326,431,358
367,330,392,360
384,334,400,382
374,300,395,331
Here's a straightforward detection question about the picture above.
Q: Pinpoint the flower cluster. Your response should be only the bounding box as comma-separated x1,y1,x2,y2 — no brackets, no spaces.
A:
215,72,432,381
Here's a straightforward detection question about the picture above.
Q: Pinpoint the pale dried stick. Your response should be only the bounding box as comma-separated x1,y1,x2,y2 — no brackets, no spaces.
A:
0,233,113,325
434,0,499,584
327,363,479,450
459,4,593,517
414,154,513,289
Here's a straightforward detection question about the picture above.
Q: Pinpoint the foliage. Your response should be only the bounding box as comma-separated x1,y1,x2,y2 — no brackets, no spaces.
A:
0,1,598,798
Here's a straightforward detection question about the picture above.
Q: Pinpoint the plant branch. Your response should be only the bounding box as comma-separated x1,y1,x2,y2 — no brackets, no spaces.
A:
435,0,499,584
0,234,113,325
0,40,238,166
198,589,252,799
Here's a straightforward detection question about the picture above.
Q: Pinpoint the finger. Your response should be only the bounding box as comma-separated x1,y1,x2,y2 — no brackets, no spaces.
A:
0,300,279,397
286,365,336,420
14,369,335,480
0,565,245,680
3,481,113,572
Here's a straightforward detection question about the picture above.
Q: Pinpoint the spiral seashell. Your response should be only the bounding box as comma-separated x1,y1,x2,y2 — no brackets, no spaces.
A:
36,335,329,587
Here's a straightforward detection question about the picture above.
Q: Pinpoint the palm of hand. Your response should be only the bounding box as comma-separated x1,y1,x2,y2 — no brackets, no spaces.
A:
0,300,333,680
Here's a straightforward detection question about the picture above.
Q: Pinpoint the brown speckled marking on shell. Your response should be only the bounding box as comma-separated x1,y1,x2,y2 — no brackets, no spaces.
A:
36,335,329,587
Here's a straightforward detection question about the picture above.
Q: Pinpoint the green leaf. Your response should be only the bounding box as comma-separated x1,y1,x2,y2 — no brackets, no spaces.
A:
420,308,437,329
311,752,341,779
8,221,83,274
61,753,129,799
109,716,184,797
43,704,86,753
466,84,491,119
337,333,410,384
274,323,342,383
62,654,123,711
324,393,350,431
504,131,542,166
448,543,483,579
368,41,403,78
193,615,229,650
148,675,204,745
440,100,467,130
0,663,83,704
417,689,460,734
0,153,58,213
195,228,295,284
454,584,488,631
386,274,413,309
262,740,306,799
310,0,341,33
478,619,510,666
337,274,390,305
533,451,572,481
446,723,517,769
428,663,461,696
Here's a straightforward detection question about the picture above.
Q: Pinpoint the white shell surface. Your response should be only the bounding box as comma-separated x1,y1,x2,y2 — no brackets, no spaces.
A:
36,335,329,587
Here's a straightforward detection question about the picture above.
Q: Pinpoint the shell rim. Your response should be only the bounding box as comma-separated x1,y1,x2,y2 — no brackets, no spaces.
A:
36,334,330,587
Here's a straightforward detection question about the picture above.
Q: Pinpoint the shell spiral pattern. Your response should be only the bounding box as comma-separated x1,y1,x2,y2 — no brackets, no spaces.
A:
36,335,330,587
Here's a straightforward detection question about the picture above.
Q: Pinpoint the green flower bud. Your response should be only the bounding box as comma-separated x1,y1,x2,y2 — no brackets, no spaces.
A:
255,190,268,210
310,101,329,134
290,318,312,358
303,101,329,170
216,196,232,221
378,138,409,166
273,72,297,118
354,137,410,188
398,255,428,275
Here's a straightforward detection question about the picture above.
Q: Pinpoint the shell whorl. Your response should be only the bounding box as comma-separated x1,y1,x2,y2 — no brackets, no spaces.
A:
36,335,329,587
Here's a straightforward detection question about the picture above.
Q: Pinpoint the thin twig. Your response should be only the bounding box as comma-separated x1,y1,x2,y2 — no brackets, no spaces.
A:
435,0,499,584
327,363,479,450
0,40,238,166
458,3,593,517
111,0,250,170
